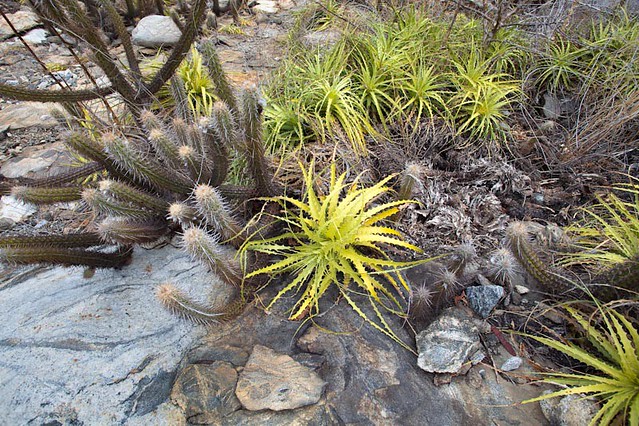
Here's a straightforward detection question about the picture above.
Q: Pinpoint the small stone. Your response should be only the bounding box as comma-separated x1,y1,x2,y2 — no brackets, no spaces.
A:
470,351,485,365
466,285,504,318
540,393,599,426
433,373,453,386
132,15,182,48
235,345,326,411
514,285,530,295
500,356,523,372
22,28,48,45
416,308,480,374
301,30,341,48
253,0,278,14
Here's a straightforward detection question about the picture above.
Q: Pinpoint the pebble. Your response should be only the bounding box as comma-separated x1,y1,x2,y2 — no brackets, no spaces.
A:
466,284,504,318
500,356,523,372
514,285,530,294
132,15,182,48
22,28,48,45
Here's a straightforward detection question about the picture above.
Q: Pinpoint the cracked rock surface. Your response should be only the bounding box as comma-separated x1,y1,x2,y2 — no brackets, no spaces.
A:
0,245,216,424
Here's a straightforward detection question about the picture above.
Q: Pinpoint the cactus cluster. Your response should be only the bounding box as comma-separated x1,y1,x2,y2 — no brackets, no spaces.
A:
0,0,275,324
409,243,476,320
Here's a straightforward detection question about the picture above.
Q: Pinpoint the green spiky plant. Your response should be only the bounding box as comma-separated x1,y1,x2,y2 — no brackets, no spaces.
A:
177,48,217,118
561,181,639,296
523,305,639,426
450,49,520,144
240,162,429,349
534,36,587,93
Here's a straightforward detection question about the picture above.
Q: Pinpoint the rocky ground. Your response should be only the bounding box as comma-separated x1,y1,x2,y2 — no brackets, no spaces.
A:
0,1,605,425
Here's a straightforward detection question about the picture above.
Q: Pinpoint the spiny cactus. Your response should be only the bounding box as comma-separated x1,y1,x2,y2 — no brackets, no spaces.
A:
12,186,82,204
0,245,132,268
447,243,477,278
2,0,207,115
486,247,522,289
180,226,243,287
102,132,193,195
193,184,243,246
25,162,104,188
98,217,168,245
593,255,639,300
83,188,155,219
147,128,182,169
240,87,276,196
433,267,462,298
200,40,238,112
506,221,570,291
98,180,169,214
397,162,423,201
156,282,246,324
168,202,198,226
409,283,434,320
0,3,281,328
0,232,102,248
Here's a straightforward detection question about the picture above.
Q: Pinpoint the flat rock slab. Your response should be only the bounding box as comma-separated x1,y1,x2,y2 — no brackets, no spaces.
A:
0,102,62,130
0,10,40,40
171,362,241,424
0,195,36,223
0,245,217,424
235,345,326,411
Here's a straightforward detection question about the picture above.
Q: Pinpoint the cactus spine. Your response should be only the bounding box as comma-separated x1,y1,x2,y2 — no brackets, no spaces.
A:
102,132,192,195
12,186,82,204
168,202,198,226
0,245,132,268
0,232,103,248
506,221,569,291
83,188,156,219
240,87,275,196
98,180,169,214
200,40,238,112
180,227,242,287
98,218,168,245
193,184,243,246
156,283,246,324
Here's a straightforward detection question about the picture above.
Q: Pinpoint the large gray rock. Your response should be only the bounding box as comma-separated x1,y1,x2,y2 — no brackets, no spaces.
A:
0,155,57,178
416,308,481,373
176,296,550,425
235,345,326,411
0,245,217,424
0,10,40,40
132,15,182,48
